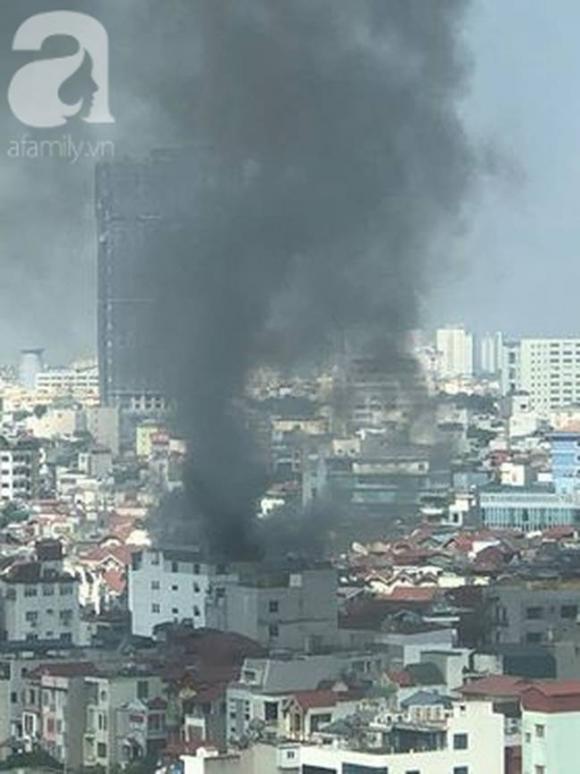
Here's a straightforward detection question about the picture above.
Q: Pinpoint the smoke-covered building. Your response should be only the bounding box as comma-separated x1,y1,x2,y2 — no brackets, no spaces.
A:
97,150,217,415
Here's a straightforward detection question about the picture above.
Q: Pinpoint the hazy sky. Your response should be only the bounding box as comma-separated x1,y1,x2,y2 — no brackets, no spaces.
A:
431,0,580,337
1,1,580,363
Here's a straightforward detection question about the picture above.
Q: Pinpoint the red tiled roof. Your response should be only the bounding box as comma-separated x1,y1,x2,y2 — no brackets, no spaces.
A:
102,568,126,595
292,690,339,711
461,675,530,699
387,587,438,603
81,544,132,566
389,670,413,688
521,681,580,713
34,662,98,678
543,526,576,540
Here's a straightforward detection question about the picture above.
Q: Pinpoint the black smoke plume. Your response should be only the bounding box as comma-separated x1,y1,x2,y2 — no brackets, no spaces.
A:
137,1,476,558
0,2,476,558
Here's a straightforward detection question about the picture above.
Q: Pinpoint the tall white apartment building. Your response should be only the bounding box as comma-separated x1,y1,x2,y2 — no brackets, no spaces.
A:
435,326,473,379
479,331,503,375
0,437,40,502
504,338,580,409
128,548,237,638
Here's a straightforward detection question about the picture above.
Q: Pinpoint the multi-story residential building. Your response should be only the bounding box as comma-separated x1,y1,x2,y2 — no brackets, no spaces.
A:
501,338,521,395
129,551,338,652
521,681,580,774
19,349,44,391
435,326,474,379
0,541,84,645
485,583,580,646
83,668,165,770
501,337,580,408
25,406,119,456
298,700,503,774
128,548,237,638
225,564,338,652
35,360,100,405
551,431,580,496
302,442,437,514
226,652,388,745
21,662,97,769
341,354,427,431
479,331,504,376
0,436,40,502
479,484,580,530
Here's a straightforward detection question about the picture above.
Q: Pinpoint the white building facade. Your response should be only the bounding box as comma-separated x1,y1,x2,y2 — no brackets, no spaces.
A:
128,548,236,638
299,700,503,774
435,326,474,379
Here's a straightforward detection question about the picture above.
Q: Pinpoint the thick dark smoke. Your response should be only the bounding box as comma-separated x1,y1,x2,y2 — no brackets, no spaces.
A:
0,2,476,558
137,1,476,558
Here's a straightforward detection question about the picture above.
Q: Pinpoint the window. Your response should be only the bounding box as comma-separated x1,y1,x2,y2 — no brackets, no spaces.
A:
453,768,468,774
526,632,542,644
137,680,149,700
24,586,37,597
193,606,200,617
25,611,38,622
59,585,73,596
525,732,531,742
97,742,107,759
310,713,332,732
535,723,545,738
171,561,179,573
151,581,160,591
193,583,200,593
526,606,543,620
264,702,278,722
343,766,388,774
59,609,73,624
151,603,160,613
269,600,279,614
561,604,578,619
42,585,54,596
171,607,179,615
453,733,468,750
171,584,179,591
268,624,279,638
535,766,545,774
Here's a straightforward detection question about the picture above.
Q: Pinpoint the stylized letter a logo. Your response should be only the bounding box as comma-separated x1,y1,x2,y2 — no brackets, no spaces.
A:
8,11,115,129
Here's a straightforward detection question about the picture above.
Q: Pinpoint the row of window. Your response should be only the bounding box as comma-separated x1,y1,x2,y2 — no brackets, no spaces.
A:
151,603,201,616
525,604,578,620
150,580,203,593
23,584,74,597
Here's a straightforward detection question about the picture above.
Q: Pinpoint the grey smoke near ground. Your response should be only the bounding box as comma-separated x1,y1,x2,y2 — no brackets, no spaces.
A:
0,2,476,558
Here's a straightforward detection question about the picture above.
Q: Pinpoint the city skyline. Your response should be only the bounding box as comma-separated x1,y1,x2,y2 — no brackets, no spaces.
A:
1,1,580,360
